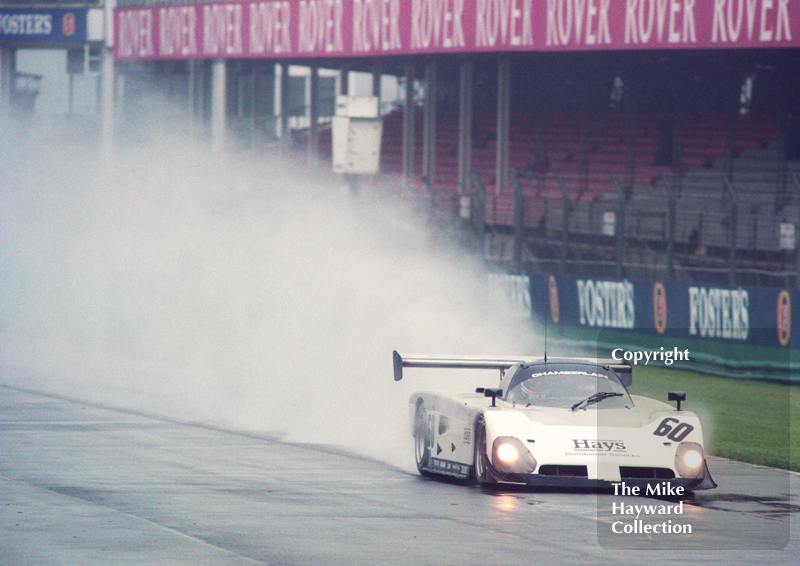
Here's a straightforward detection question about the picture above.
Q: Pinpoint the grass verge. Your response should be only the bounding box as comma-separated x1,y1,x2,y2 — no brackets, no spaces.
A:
627,366,799,472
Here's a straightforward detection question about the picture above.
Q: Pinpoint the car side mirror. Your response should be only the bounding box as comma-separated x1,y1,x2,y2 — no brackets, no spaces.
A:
476,387,503,407
668,391,686,411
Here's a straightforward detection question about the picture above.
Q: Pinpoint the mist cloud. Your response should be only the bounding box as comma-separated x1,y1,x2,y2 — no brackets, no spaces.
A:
0,124,539,471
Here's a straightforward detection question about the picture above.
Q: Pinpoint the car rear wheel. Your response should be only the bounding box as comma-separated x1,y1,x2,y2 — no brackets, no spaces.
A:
414,403,431,473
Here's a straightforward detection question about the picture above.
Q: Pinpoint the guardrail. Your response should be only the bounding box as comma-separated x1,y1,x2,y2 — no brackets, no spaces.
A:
447,166,800,289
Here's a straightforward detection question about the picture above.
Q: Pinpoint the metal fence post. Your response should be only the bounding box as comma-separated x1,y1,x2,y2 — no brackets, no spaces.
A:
611,174,627,278
495,58,511,195
458,60,473,194
509,168,525,272
792,173,800,289
556,174,571,274
402,63,416,181
423,62,437,192
424,173,436,212
471,170,487,257
662,175,676,281
723,176,739,286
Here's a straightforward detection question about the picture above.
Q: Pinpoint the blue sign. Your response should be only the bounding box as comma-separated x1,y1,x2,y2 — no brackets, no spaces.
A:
0,8,87,43
530,274,798,350
528,273,796,380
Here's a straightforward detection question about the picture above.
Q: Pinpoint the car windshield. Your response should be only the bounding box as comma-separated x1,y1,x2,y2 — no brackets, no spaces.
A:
504,363,632,409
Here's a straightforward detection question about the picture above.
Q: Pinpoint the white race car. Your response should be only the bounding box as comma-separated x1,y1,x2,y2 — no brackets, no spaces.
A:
394,352,716,491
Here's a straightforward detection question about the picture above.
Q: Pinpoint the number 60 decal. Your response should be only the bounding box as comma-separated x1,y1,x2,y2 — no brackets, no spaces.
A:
652,417,694,442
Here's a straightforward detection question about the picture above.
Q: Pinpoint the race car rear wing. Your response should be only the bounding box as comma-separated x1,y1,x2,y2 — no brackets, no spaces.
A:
393,351,525,381
393,351,632,386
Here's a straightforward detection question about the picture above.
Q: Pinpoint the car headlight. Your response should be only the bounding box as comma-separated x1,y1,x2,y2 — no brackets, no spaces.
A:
496,443,520,464
683,448,703,468
492,437,537,474
675,442,705,478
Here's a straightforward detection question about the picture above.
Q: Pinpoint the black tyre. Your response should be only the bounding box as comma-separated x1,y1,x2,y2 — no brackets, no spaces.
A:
473,416,494,486
414,403,431,473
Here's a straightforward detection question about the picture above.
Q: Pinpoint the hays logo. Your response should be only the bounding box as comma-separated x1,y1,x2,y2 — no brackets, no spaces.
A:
572,439,626,452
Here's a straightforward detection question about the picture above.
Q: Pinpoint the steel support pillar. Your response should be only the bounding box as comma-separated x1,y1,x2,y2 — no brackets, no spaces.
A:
340,64,350,95
0,45,11,164
372,62,382,105
495,58,511,194
458,60,473,194
0,46,14,125
211,59,227,152
279,63,290,140
100,47,115,152
187,60,197,134
309,63,319,161
422,62,437,192
402,63,416,180
100,0,115,153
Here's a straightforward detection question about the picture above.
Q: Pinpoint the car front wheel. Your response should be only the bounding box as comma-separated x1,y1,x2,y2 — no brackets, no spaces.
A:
473,417,495,486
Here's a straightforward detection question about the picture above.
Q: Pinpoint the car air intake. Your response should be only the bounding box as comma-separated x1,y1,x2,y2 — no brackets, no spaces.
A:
620,466,675,479
538,465,588,477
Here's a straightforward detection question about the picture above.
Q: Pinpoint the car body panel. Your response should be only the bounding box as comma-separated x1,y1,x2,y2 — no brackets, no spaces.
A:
401,353,716,491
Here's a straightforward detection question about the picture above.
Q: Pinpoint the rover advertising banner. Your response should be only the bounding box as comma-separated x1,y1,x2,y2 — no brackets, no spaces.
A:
114,0,800,61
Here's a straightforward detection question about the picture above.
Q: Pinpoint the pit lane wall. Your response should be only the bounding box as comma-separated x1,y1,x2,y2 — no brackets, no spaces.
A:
492,273,796,382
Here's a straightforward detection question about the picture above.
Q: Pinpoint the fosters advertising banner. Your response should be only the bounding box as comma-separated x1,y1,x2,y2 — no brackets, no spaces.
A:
530,274,796,349
0,8,88,43
115,0,800,61
526,274,796,379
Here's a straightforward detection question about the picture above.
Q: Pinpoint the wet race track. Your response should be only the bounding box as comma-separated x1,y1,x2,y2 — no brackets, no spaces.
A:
1,383,798,566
